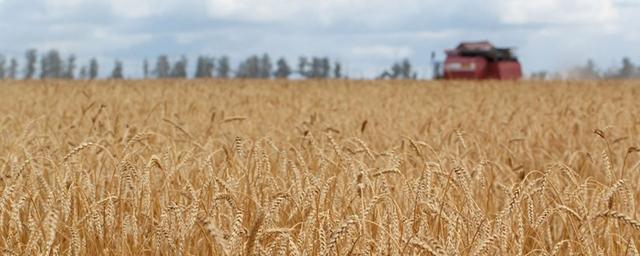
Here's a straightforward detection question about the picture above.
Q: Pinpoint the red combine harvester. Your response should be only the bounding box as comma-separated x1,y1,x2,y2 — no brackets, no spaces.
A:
442,41,522,80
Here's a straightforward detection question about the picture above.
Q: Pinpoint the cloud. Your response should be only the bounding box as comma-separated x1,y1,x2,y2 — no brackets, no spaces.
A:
205,0,303,22
499,0,617,26
0,0,639,78
108,0,158,18
203,0,422,24
352,45,412,59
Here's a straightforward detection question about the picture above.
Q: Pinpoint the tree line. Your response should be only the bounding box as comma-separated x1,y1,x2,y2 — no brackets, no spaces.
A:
0,49,422,80
377,59,416,79
1,49,412,80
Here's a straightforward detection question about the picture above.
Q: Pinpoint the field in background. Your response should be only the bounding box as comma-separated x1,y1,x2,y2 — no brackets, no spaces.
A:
1,80,639,255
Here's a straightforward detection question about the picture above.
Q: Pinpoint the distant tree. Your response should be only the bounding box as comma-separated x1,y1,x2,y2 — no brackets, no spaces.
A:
206,57,216,77
298,56,309,78
143,59,149,79
390,63,402,79
154,55,171,78
40,49,63,79
195,56,215,78
259,54,272,78
0,55,5,79
218,56,230,78
430,51,443,79
64,54,76,79
50,50,63,78
400,59,412,79
236,55,259,78
24,49,37,80
620,57,635,78
377,71,391,79
380,59,415,79
208,57,216,78
310,57,321,78
236,60,247,78
236,54,273,79
247,55,260,78
333,62,342,79
304,57,332,79
320,58,330,78
8,58,17,79
274,58,291,79
195,56,205,78
170,55,188,78
79,66,88,80
89,58,99,79
297,56,335,79
40,54,46,79
111,60,124,79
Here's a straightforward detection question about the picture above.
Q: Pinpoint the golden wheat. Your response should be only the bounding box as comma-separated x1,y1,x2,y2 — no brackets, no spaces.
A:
0,79,639,255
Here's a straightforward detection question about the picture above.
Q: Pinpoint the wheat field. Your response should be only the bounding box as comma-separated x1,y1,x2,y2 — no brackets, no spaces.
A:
0,79,639,255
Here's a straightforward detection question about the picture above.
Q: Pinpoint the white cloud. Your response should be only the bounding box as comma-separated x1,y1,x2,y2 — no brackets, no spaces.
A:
30,28,152,56
42,0,181,18
206,0,304,22
109,0,157,18
43,0,89,17
175,31,208,44
352,45,412,59
499,0,617,26
204,0,424,25
310,0,423,26
109,0,196,18
91,30,153,49
2,0,640,77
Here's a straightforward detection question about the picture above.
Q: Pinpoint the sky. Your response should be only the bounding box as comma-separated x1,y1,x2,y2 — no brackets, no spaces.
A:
0,0,639,78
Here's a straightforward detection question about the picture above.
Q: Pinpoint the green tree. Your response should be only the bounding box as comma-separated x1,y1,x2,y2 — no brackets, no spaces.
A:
333,62,342,79
274,58,291,79
24,49,37,80
154,55,170,78
89,58,99,79
620,57,634,78
79,66,88,80
195,56,215,78
311,57,322,78
0,54,5,79
259,54,272,78
320,58,330,78
171,56,188,78
8,58,17,79
218,56,230,78
64,54,76,79
111,60,124,79
400,59,412,79
298,56,309,78
143,59,149,79
236,55,260,78
40,49,63,79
